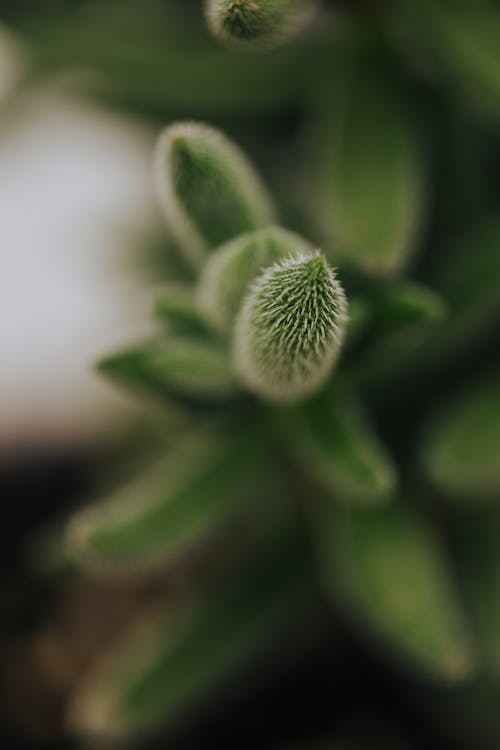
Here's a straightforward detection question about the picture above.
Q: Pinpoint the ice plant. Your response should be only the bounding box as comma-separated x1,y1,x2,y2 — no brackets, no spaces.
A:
57,121,486,745
10,1,500,746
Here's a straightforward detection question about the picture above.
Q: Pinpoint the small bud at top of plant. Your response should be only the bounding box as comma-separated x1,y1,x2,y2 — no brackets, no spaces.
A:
205,0,317,51
234,252,347,401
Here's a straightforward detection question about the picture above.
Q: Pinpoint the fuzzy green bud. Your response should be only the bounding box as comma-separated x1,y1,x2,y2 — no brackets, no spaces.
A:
205,0,317,51
234,252,347,401
197,225,316,335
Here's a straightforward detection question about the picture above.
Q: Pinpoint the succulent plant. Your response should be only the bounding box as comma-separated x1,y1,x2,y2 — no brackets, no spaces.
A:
51,103,499,746
9,0,500,747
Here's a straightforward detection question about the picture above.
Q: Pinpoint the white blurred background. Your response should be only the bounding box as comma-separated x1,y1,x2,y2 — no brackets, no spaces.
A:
0,26,160,455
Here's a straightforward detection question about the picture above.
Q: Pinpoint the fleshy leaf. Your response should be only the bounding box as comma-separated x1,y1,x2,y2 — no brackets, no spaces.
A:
98,337,237,403
197,226,315,335
65,430,269,573
421,371,500,503
317,52,424,276
155,121,275,269
414,0,500,116
233,253,348,401
352,219,500,392
344,296,373,349
19,2,311,116
455,516,500,676
205,0,318,51
154,284,212,337
68,516,311,739
318,502,475,680
286,388,397,505
372,280,447,327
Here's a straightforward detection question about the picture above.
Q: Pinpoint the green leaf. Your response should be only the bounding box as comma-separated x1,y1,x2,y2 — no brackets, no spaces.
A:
317,52,425,276
318,502,475,680
455,516,500,677
19,3,309,117
98,337,237,403
205,0,318,51
155,121,275,269
197,225,315,335
415,0,500,116
353,218,500,392
68,517,311,739
429,217,500,350
421,370,500,503
286,388,396,505
233,253,348,402
372,280,448,327
154,284,212,337
344,295,373,349
65,430,270,573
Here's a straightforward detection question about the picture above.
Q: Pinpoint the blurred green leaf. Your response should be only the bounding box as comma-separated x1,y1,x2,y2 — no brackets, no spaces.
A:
317,51,425,277
354,217,500,391
154,284,212,337
421,370,500,502
286,388,396,505
98,337,237,403
197,225,314,335
65,429,270,573
13,1,309,116
318,502,475,680
155,121,275,269
416,0,500,116
372,280,447,327
68,513,311,738
455,516,500,677
344,295,373,350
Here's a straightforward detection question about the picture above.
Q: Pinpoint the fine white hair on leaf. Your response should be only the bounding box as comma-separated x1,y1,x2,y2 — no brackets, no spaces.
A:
197,225,317,335
154,121,275,271
233,251,348,402
205,0,318,52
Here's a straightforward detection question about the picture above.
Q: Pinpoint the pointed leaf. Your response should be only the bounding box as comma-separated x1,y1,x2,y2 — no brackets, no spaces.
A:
421,370,500,503
318,502,474,680
318,52,425,276
197,225,315,334
372,280,447,327
205,0,318,51
98,337,237,403
23,3,309,116
154,284,212,337
455,516,500,677
416,0,500,116
344,295,373,349
68,518,311,738
65,430,270,574
353,218,500,392
287,388,396,504
155,121,275,269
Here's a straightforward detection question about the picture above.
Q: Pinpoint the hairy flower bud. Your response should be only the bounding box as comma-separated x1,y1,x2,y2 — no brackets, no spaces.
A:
197,225,315,334
234,252,347,401
205,0,317,51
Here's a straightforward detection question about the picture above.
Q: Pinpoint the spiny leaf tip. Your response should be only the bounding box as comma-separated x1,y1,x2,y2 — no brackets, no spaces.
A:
233,251,348,401
205,0,317,51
